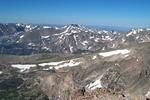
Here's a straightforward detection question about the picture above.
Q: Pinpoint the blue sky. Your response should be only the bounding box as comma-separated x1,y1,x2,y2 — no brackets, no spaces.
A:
0,0,150,27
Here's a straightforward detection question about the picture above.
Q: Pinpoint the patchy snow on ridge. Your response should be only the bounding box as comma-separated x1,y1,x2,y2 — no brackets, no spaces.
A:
71,30,80,33
69,44,74,52
38,58,81,70
86,73,105,90
11,64,36,72
145,35,150,40
42,67,53,71
16,23,21,26
82,41,88,45
0,71,2,74
42,46,50,50
126,29,144,37
68,59,81,67
62,25,71,33
102,35,113,41
41,35,50,39
28,42,36,46
55,59,81,69
26,25,31,29
94,38,99,42
55,27,59,30
86,77,103,90
145,90,150,98
99,49,130,57
20,35,24,39
38,61,66,67
137,28,143,33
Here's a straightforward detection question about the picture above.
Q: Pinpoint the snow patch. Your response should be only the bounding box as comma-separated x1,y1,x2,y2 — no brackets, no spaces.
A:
89,36,94,39
43,26,51,29
122,38,125,43
41,35,50,39
39,59,81,70
11,64,36,72
62,25,71,33
16,23,21,26
0,71,2,74
86,76,103,90
92,55,97,60
20,35,24,39
103,30,109,33
25,25,37,31
102,35,113,41
73,35,78,46
55,27,59,30
69,44,74,52
136,36,140,39
145,91,150,98
126,29,143,37
28,43,36,46
82,41,88,45
26,25,31,29
145,35,150,40
102,47,105,51
42,47,49,50
99,49,130,57
126,30,136,37
137,28,143,33
95,38,99,42
68,59,81,67
71,30,81,33
38,61,66,67
42,67,53,71
51,59,81,70
98,31,102,34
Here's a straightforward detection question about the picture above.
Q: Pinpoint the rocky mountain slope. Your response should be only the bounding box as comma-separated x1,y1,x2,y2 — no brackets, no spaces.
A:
1,42,150,100
0,23,150,55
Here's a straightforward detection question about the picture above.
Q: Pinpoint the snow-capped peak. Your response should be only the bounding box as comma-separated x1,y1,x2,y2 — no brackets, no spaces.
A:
62,24,87,34
16,23,22,26
25,24,37,31
126,28,144,37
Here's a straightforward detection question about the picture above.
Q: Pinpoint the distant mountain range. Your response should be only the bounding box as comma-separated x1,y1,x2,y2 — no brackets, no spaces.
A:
0,23,150,55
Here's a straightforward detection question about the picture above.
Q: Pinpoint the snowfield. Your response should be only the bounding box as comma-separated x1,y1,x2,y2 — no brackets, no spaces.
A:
11,58,81,72
11,64,37,72
41,35,50,39
38,58,81,70
54,59,81,70
38,61,66,67
99,49,130,57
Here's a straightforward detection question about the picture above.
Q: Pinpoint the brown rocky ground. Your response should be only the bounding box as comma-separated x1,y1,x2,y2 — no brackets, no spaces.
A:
1,42,150,100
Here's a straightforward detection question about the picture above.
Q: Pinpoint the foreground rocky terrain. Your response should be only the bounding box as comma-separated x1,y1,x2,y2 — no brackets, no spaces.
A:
0,42,150,100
